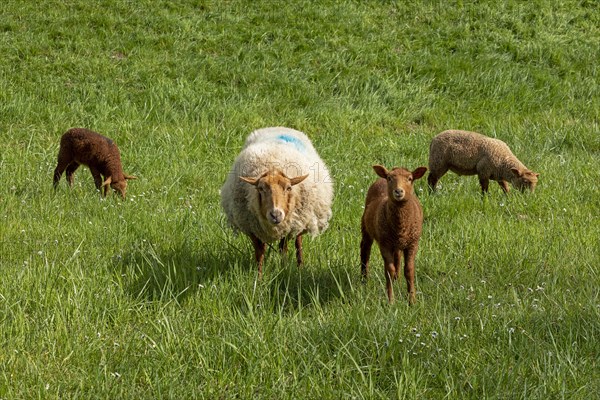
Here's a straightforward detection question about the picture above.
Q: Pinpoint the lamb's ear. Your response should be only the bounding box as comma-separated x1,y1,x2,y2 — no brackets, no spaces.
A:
372,165,388,179
290,174,309,186
510,168,522,177
124,174,137,180
240,176,259,185
412,167,428,180
101,176,112,187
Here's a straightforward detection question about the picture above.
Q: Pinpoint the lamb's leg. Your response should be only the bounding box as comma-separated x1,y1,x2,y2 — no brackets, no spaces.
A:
393,250,402,280
249,233,266,278
294,234,303,267
65,162,80,187
498,180,510,194
53,154,71,188
381,248,396,303
89,168,103,192
403,246,418,305
360,225,373,281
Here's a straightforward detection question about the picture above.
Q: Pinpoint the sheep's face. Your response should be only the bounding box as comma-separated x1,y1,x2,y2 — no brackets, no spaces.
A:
373,165,428,202
111,180,128,199
240,170,308,225
511,168,539,192
101,174,137,199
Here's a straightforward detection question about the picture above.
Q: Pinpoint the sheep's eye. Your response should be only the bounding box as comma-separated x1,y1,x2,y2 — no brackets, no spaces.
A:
387,176,392,181
286,186,292,192
408,177,413,182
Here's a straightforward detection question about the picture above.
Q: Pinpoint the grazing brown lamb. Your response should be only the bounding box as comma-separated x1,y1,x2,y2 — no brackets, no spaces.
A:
428,130,539,194
53,128,136,198
360,164,428,304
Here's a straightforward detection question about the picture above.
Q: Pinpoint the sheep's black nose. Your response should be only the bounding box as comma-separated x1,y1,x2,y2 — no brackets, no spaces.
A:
268,209,284,224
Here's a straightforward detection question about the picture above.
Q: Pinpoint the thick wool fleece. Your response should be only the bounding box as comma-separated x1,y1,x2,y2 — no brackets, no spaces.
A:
429,130,528,182
221,127,333,243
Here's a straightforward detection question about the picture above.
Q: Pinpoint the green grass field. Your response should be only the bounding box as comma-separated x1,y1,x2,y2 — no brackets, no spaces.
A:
1,1,599,398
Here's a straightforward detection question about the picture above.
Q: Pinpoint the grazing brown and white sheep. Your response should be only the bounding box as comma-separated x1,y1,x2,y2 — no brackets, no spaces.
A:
428,130,539,194
53,128,136,198
360,164,427,304
221,127,333,276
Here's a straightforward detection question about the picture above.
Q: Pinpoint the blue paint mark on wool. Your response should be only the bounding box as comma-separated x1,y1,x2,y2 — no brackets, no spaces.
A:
276,134,306,152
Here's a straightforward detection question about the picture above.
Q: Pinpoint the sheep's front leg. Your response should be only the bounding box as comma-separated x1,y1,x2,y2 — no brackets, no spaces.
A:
89,168,104,193
381,248,396,303
403,246,418,305
360,227,373,281
294,234,303,267
249,234,266,278
498,180,510,194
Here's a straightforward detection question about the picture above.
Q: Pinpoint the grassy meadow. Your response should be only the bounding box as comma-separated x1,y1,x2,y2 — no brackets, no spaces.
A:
1,0,599,398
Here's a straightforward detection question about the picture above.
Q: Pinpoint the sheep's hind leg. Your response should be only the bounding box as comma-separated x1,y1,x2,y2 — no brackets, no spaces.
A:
278,237,288,254
360,227,373,281
65,162,80,187
393,250,402,280
427,165,447,192
53,159,70,188
478,175,490,194
249,234,266,278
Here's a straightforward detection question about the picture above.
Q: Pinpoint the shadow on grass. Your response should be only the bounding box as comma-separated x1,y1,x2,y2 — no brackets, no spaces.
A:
235,256,357,314
113,236,356,310
113,238,245,304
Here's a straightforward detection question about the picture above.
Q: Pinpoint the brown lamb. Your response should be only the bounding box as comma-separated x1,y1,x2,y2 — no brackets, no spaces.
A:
53,128,136,198
428,130,539,194
360,164,428,304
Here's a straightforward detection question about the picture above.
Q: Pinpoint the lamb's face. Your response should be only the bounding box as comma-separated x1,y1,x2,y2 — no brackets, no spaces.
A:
373,165,428,202
511,169,539,192
240,170,308,225
111,180,128,199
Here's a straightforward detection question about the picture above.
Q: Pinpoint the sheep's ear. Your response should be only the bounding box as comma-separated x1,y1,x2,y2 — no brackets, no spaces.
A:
101,176,112,187
124,174,137,180
240,176,259,185
372,165,388,179
290,174,309,186
510,168,522,177
412,167,428,180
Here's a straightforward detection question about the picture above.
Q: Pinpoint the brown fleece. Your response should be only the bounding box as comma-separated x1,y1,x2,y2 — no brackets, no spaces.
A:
360,165,427,304
53,128,135,198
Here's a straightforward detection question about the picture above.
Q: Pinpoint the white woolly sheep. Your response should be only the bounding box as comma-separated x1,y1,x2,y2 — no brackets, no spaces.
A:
428,130,539,194
221,127,333,276
360,165,428,304
53,128,136,198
